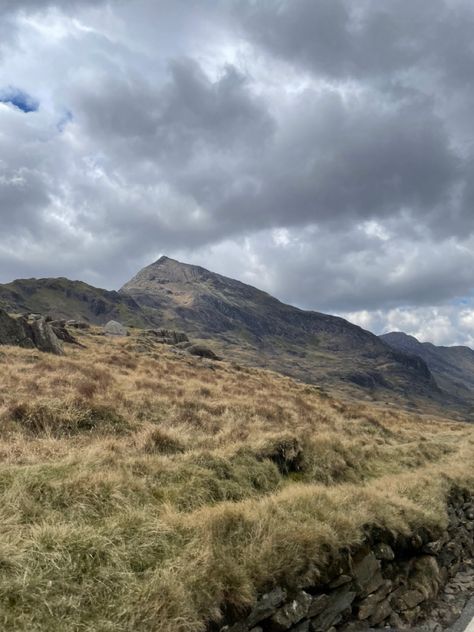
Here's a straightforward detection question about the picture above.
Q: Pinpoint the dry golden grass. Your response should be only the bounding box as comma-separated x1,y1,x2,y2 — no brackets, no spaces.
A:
0,330,473,631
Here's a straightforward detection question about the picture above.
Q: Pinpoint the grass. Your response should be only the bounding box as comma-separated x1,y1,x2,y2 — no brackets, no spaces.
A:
0,329,472,631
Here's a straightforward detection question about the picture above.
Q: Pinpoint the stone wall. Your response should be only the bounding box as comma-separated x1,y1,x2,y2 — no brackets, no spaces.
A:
216,488,474,632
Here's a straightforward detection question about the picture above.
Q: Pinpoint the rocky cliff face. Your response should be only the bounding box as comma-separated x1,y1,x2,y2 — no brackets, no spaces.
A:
382,331,474,404
120,257,455,413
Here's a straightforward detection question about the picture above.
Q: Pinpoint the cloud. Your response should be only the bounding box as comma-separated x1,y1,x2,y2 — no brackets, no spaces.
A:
1,0,474,344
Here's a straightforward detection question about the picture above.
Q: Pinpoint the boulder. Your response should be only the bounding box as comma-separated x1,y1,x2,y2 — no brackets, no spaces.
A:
50,320,82,346
0,309,63,355
0,309,34,348
187,344,220,360
30,318,64,355
104,320,128,336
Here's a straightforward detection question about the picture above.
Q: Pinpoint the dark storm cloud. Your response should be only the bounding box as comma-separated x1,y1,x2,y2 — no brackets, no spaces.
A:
72,58,274,161
235,0,474,83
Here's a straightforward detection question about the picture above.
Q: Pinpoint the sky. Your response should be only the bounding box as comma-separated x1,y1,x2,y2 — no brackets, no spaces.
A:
1,0,474,346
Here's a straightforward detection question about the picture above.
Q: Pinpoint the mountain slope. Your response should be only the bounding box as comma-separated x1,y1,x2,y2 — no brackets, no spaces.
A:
381,331,474,403
120,256,451,411
0,277,150,327
2,259,471,415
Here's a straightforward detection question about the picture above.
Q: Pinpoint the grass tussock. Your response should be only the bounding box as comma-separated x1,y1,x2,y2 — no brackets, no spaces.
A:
0,330,472,631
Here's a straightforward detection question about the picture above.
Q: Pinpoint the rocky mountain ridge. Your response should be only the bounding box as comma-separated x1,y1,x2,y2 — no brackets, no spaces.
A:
120,257,455,413
1,256,473,416
0,277,149,327
381,331,474,404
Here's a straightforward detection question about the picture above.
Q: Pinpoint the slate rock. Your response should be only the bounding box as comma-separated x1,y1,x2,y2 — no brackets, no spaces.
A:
310,586,356,631
246,588,287,628
308,595,330,618
351,551,383,596
269,591,312,630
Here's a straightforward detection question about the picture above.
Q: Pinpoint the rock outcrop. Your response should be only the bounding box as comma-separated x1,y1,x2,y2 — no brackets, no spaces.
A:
0,309,63,355
0,309,35,349
49,320,82,346
138,329,189,345
29,318,64,355
216,488,474,632
186,344,220,360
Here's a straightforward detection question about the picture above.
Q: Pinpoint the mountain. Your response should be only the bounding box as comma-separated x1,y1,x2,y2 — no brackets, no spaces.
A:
0,277,149,327
120,256,454,412
381,331,474,404
2,258,472,416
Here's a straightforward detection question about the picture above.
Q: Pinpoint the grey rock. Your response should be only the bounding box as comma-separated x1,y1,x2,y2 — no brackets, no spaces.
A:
50,321,82,346
104,320,128,336
373,543,395,561
0,309,63,354
30,318,64,355
397,589,425,610
269,591,312,630
246,587,287,628
0,309,35,349
307,595,330,618
368,598,392,625
310,586,356,631
357,583,392,621
330,575,352,588
352,551,383,596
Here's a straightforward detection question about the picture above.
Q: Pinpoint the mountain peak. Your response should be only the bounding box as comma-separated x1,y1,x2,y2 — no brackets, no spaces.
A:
153,255,174,265
122,256,211,291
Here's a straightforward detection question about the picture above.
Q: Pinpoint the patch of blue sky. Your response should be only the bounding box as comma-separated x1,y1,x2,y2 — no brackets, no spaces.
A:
0,86,39,113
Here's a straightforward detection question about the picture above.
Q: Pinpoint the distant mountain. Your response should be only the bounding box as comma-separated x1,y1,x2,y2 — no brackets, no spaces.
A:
0,277,149,327
120,256,455,412
381,331,474,404
2,258,472,416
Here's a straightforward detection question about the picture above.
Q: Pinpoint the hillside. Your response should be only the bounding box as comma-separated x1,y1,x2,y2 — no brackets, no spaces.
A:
1,258,472,416
0,277,149,327
121,256,456,413
0,329,472,631
381,331,474,404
